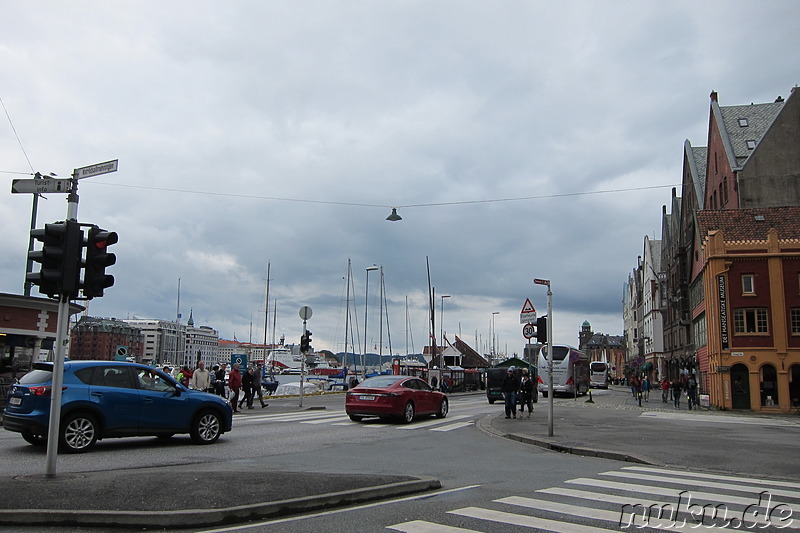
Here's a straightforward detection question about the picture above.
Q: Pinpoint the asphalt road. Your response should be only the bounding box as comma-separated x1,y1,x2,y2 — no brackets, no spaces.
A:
1,387,797,532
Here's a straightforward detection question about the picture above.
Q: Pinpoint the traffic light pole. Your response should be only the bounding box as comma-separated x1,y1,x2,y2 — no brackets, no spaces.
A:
534,278,554,437
299,320,307,408
546,284,553,437
45,172,80,477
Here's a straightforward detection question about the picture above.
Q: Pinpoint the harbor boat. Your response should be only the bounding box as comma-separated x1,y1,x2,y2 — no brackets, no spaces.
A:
267,346,302,374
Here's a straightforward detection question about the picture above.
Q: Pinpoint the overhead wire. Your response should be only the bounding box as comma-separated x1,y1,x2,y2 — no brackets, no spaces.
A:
0,95,35,173
82,180,681,210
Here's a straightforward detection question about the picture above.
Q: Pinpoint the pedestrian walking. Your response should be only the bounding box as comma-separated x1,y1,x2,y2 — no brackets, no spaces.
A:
228,363,242,413
501,367,521,419
642,375,651,402
252,363,268,408
660,377,670,403
518,369,534,419
240,367,255,409
214,363,227,397
687,373,698,410
189,361,211,392
672,377,683,409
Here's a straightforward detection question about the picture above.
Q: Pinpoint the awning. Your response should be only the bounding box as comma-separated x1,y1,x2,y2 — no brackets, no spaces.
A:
640,362,653,371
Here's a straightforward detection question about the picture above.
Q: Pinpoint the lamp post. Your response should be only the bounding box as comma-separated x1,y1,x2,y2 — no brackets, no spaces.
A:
491,312,499,365
440,295,450,363
364,265,379,373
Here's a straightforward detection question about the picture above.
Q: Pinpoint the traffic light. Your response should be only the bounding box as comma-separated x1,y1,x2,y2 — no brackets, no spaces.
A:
83,225,118,299
535,316,548,344
300,331,313,353
26,220,82,299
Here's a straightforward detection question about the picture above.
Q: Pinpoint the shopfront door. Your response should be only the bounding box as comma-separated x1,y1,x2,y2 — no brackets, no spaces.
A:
730,364,751,410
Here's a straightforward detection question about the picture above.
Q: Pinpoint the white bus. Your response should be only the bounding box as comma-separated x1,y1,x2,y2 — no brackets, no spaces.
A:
589,361,609,389
537,344,590,397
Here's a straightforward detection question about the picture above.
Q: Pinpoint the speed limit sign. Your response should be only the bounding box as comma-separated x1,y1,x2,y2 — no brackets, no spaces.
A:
522,323,535,339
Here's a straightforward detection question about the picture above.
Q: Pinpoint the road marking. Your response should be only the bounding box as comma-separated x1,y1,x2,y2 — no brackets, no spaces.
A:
396,415,471,430
449,506,620,532
388,468,800,533
387,520,482,532
622,465,800,490
638,411,800,426
601,470,800,500
567,477,800,514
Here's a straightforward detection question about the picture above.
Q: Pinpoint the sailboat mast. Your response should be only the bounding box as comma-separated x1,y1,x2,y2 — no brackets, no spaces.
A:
343,259,351,368
263,262,270,347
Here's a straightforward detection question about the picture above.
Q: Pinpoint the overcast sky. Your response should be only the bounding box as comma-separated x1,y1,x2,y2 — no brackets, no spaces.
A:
2,1,798,358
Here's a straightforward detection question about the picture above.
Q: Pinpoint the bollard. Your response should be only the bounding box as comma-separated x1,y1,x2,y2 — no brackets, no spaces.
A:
586,389,594,403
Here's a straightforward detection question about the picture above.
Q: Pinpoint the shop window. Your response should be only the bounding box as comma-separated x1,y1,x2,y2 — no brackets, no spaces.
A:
733,308,768,334
741,274,755,295
760,364,778,407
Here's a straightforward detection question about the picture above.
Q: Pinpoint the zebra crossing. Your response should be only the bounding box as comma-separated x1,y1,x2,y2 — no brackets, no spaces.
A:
232,408,480,432
387,466,800,532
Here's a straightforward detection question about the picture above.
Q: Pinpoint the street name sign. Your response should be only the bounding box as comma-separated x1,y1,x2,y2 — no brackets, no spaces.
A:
520,298,537,324
75,159,118,179
11,178,72,194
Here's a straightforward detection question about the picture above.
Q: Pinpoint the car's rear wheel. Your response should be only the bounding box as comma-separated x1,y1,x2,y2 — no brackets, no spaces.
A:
402,402,415,424
348,414,363,422
190,410,222,444
22,431,47,446
436,398,449,418
60,412,99,453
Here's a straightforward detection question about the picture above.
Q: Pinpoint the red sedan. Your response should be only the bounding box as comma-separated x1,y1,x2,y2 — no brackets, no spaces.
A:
345,375,449,423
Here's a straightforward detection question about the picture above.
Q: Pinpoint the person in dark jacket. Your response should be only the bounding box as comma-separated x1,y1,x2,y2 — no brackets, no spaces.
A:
240,367,255,410
518,369,535,419
501,367,521,419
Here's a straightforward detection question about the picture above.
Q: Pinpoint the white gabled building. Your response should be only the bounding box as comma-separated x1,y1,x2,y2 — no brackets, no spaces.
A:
640,235,665,377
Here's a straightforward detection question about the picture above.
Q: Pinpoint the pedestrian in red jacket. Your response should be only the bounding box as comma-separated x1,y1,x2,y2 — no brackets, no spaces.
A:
228,363,242,413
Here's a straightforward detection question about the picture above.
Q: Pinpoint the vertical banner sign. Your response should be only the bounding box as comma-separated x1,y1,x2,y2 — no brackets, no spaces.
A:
718,274,729,350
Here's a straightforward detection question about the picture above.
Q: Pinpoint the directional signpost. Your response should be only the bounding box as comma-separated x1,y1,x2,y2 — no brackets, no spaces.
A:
11,178,72,194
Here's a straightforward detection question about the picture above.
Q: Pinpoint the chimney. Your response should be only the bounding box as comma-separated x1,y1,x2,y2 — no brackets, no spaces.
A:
710,91,718,102
775,96,784,103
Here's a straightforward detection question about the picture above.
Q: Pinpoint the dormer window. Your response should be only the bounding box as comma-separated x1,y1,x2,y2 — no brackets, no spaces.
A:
746,140,757,149
738,118,749,127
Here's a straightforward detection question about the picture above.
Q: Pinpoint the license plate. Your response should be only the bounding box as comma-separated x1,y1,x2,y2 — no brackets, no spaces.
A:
359,395,375,401
9,397,21,406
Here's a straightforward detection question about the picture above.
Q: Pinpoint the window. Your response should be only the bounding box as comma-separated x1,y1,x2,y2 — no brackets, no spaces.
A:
722,176,729,204
746,140,757,150
791,309,800,335
738,118,749,127
741,274,755,295
733,308,768,334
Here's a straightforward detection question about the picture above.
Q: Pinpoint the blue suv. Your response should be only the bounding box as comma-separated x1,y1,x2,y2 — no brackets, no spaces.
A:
3,361,233,453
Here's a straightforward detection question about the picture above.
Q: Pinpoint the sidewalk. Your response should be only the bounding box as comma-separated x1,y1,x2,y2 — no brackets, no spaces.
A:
483,386,800,480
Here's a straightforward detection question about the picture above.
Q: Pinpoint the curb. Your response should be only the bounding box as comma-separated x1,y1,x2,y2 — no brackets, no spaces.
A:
0,476,442,529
